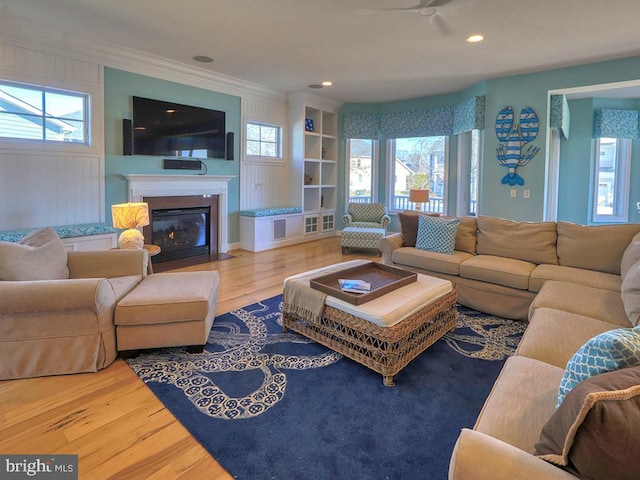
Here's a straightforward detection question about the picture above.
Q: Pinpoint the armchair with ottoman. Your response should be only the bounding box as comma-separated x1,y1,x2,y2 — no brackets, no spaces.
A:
342,203,391,255
0,227,220,380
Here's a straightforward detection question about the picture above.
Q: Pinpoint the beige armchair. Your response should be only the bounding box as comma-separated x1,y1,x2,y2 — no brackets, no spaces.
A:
0,248,148,380
342,203,391,230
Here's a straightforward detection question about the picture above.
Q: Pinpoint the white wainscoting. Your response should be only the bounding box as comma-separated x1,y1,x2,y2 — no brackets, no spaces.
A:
0,151,104,228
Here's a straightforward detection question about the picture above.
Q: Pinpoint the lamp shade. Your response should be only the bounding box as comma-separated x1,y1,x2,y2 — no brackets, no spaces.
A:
409,189,429,203
111,202,150,229
111,202,150,249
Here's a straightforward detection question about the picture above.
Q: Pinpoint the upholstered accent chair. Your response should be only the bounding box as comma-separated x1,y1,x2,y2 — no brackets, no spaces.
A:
343,203,391,231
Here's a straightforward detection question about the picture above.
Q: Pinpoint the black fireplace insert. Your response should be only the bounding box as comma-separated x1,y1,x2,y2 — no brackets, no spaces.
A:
151,206,210,263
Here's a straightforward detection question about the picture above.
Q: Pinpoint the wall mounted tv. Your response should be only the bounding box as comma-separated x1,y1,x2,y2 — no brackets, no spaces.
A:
132,96,226,159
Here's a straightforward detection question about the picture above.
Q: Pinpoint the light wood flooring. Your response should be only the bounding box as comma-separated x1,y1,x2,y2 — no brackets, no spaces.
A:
0,236,380,480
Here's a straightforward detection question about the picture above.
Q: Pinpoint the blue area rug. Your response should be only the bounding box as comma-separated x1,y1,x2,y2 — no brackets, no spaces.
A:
127,295,526,480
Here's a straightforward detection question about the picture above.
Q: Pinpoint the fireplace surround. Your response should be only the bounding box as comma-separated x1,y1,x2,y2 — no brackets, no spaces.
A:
124,174,234,270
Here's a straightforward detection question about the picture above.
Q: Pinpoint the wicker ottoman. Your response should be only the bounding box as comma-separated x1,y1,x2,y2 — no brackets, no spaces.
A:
115,271,219,352
282,263,457,386
341,227,386,255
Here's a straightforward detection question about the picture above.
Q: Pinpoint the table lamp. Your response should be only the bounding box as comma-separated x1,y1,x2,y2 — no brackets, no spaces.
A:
111,202,150,249
409,189,429,211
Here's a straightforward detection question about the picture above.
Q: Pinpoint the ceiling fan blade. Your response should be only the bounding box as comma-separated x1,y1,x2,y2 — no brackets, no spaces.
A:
425,0,458,7
430,13,453,36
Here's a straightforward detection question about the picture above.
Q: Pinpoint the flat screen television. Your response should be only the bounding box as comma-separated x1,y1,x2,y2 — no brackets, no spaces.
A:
132,96,226,159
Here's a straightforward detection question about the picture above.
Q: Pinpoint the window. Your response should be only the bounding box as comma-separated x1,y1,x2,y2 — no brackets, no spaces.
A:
388,136,448,213
0,80,88,144
246,121,281,158
592,137,630,223
346,139,377,204
456,130,481,217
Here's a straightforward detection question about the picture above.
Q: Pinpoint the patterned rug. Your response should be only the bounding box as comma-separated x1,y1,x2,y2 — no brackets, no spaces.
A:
127,295,526,480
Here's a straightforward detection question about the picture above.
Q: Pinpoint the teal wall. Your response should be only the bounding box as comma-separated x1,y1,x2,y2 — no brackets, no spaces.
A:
339,55,640,224
103,68,241,242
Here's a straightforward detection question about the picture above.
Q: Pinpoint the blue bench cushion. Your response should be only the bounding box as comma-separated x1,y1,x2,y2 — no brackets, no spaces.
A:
240,207,302,217
0,223,117,243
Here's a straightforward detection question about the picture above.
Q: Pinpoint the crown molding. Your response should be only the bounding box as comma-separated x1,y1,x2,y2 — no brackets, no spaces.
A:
288,91,342,113
0,17,287,103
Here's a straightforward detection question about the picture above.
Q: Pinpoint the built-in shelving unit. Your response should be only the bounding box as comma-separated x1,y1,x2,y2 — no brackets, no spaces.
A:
289,95,340,238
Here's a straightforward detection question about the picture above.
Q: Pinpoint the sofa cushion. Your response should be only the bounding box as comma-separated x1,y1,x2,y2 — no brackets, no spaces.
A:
535,366,640,480
529,280,630,327
476,216,557,265
392,247,473,276
398,212,420,247
517,308,619,368
474,355,564,453
529,264,621,293
621,258,640,326
415,215,460,254
459,255,535,290
0,226,69,281
620,232,640,281
557,328,640,407
556,221,640,275
453,216,477,254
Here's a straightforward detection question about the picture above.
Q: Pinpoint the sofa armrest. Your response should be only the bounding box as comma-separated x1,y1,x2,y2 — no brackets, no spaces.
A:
380,232,404,264
67,249,148,279
449,429,576,480
0,278,116,314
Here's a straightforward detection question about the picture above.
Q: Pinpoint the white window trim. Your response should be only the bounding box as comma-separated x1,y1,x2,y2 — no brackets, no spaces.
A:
386,137,449,215
592,137,631,224
456,130,482,217
345,138,378,207
244,120,283,163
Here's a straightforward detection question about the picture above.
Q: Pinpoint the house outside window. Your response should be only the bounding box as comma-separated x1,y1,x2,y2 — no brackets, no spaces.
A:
388,136,448,213
592,137,630,223
246,121,281,158
346,138,377,204
0,80,88,144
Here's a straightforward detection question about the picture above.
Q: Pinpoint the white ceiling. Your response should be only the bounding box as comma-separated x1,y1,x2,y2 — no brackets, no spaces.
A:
3,0,640,103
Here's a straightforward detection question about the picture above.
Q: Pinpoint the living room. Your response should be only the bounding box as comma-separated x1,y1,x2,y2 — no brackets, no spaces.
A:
2,1,640,479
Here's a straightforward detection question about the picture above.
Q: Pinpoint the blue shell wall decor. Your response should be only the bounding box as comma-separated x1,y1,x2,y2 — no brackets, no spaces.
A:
495,105,540,186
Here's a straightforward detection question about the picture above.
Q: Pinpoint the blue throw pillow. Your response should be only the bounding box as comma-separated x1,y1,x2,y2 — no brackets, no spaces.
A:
557,328,640,408
415,215,460,255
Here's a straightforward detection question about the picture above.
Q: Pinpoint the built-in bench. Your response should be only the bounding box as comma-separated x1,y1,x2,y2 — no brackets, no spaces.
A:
239,207,304,252
0,223,118,251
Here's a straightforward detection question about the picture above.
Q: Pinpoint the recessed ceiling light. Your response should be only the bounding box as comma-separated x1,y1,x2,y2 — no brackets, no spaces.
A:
321,81,333,87
466,35,484,43
193,55,214,63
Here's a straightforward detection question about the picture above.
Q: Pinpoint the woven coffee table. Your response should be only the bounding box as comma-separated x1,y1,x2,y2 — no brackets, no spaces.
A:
282,260,457,386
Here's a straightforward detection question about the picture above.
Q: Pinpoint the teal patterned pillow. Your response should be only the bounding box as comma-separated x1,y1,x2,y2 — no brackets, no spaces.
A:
415,215,460,254
557,328,640,407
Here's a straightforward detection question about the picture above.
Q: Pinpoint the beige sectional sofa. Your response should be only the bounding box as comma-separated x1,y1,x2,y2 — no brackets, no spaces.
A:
381,215,640,320
381,215,640,479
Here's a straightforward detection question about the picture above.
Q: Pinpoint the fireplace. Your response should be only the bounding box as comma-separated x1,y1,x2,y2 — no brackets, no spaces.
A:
143,195,219,271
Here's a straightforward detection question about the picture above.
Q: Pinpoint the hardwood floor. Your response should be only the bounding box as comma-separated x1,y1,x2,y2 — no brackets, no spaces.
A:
0,237,380,480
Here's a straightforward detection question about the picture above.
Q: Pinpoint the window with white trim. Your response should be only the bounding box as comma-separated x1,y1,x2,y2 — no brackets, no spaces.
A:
0,80,89,144
592,137,630,223
387,136,448,213
246,121,282,158
346,138,378,204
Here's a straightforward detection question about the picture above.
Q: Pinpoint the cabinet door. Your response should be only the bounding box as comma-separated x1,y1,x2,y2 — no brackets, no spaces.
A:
304,215,319,235
321,212,335,232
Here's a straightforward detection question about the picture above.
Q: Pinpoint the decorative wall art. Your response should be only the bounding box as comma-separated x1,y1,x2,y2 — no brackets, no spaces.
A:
495,105,540,186
305,118,315,132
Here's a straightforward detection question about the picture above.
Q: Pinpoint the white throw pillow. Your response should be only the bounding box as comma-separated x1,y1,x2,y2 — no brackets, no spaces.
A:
0,227,69,281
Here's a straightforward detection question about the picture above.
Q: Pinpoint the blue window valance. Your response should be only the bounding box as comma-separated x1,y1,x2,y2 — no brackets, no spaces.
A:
342,96,485,139
593,109,639,139
550,94,571,140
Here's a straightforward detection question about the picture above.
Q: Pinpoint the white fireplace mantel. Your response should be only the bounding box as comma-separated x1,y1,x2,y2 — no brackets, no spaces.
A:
124,174,235,253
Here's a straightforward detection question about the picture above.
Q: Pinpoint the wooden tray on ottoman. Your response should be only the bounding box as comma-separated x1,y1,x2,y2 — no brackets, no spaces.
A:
283,288,457,387
310,262,417,305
